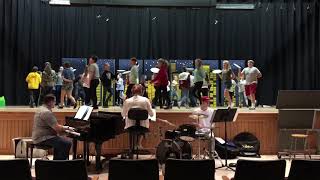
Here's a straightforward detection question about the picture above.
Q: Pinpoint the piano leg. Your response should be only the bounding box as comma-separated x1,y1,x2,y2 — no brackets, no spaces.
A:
85,141,90,165
72,139,78,160
95,143,102,171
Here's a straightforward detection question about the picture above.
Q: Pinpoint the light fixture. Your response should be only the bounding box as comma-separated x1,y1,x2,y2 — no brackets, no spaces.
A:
49,0,71,5
216,3,255,10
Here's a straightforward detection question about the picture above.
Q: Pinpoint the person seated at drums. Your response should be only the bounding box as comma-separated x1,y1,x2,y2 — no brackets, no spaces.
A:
193,96,215,156
122,84,154,149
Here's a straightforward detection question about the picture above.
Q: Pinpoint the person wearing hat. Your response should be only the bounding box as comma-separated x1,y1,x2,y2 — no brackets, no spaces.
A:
192,96,215,157
26,66,42,108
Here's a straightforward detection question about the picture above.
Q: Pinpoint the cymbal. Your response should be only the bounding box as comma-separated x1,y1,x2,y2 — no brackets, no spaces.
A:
188,114,208,120
117,70,126,72
122,71,131,75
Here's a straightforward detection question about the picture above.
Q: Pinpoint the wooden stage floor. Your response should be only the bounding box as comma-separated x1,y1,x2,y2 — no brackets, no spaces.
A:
0,106,280,155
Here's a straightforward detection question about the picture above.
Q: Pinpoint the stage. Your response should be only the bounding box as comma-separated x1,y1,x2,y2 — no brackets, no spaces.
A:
0,106,283,155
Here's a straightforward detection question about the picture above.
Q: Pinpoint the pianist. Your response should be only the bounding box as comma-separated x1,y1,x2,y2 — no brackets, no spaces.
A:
32,94,72,160
122,84,154,149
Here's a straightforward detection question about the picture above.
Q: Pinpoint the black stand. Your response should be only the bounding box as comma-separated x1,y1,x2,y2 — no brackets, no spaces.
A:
213,108,237,171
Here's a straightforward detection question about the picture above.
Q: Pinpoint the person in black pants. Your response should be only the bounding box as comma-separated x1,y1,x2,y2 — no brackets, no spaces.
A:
125,57,139,99
88,55,100,109
192,59,206,105
100,63,115,108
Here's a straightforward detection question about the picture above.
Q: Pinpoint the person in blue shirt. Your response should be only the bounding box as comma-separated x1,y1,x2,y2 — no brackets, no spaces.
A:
58,62,76,109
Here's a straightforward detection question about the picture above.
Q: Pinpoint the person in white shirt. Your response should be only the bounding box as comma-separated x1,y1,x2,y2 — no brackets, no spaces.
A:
122,84,154,148
240,60,262,110
115,73,124,106
193,96,215,156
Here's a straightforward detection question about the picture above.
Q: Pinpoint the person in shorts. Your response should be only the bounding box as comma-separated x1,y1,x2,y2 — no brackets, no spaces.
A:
58,62,76,109
241,60,262,110
219,60,235,107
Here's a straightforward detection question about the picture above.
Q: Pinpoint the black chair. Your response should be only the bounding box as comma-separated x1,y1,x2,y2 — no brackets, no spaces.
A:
233,159,286,180
0,159,32,180
127,107,149,159
164,159,215,180
35,159,94,180
287,160,320,180
108,158,159,180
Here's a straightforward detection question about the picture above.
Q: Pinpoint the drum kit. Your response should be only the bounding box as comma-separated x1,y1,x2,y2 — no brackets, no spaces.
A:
156,112,219,164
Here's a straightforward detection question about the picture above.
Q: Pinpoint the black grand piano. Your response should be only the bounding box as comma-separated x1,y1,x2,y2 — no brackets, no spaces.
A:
65,111,125,170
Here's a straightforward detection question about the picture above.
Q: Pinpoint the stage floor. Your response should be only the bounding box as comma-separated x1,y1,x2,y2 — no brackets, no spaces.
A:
0,106,279,113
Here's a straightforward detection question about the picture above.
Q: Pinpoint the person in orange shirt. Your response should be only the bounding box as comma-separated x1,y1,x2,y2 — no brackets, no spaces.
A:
26,66,42,108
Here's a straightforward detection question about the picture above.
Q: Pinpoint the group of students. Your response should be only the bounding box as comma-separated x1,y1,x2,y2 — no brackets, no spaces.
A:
25,56,137,110
26,57,262,110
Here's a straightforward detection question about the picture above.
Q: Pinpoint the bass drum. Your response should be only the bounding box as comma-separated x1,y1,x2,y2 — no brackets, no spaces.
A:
156,139,192,164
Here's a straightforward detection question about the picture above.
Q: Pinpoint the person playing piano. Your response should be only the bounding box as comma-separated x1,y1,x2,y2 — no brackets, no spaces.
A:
122,84,154,149
32,94,72,160
193,96,215,157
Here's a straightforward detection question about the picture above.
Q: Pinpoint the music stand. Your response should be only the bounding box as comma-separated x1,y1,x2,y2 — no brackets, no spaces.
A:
213,108,237,171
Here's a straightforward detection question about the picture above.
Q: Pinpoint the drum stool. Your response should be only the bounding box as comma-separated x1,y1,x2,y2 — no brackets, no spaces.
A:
289,133,311,159
127,108,149,159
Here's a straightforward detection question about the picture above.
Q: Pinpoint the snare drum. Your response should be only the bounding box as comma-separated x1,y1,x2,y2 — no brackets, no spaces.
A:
165,130,181,140
177,124,196,142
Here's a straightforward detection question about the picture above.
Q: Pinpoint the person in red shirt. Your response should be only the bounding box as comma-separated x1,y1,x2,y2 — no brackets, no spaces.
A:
151,58,171,109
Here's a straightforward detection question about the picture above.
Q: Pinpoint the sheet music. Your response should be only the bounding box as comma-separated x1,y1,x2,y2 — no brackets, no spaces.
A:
74,105,93,121
149,109,156,122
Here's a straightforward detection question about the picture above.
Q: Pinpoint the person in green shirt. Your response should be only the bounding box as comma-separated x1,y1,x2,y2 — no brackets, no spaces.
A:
125,57,139,99
192,59,206,104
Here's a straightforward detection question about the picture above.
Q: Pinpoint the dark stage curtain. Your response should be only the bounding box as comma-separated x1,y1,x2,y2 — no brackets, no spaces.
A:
0,0,319,105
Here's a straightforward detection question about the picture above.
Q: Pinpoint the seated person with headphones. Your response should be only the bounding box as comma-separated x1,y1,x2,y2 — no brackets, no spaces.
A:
121,84,154,149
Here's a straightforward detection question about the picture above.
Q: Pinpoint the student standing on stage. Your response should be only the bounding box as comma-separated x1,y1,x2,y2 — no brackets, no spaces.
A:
192,59,206,104
218,60,235,107
26,66,42,108
241,60,262,110
115,73,124,106
100,63,115,108
81,66,90,105
58,62,77,109
88,55,100,109
126,57,139,99
178,67,191,108
151,58,171,109
55,66,63,105
32,94,72,160
41,62,56,102
202,73,211,97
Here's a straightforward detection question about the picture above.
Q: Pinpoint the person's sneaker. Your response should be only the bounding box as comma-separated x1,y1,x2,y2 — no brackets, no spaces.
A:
177,102,181,109
249,106,256,110
73,103,77,109
58,105,64,109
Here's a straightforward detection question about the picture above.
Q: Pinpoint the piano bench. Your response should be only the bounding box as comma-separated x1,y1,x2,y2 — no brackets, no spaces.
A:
24,139,52,167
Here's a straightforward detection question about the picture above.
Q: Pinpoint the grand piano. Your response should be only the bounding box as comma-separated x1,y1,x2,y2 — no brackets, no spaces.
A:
65,111,125,170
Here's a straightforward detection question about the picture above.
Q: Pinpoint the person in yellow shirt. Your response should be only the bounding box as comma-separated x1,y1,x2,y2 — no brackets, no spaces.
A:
26,66,42,108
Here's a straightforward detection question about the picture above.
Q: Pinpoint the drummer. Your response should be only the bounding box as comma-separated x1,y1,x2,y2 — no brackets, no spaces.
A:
193,96,215,156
